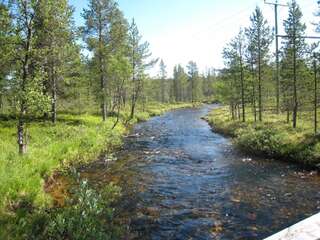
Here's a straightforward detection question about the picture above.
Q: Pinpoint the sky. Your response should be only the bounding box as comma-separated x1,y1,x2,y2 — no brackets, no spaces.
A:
69,0,319,77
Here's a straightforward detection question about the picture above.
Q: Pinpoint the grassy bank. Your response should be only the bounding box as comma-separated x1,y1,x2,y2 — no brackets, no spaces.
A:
206,107,320,167
0,102,192,239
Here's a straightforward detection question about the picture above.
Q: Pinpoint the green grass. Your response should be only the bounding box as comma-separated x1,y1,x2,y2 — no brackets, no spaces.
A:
0,102,193,239
0,114,125,210
206,106,320,167
0,102,192,211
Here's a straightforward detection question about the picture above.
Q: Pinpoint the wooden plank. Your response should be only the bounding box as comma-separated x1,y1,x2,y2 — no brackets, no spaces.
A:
264,213,320,240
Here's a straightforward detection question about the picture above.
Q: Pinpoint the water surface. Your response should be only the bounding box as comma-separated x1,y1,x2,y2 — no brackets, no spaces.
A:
82,105,320,239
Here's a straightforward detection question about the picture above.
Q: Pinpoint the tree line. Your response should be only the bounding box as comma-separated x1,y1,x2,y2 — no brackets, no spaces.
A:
215,0,320,131
150,60,216,104
0,0,215,154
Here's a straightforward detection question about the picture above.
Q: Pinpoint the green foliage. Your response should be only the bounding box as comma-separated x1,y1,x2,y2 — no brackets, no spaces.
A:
0,2,14,101
0,102,191,239
207,107,320,166
43,179,122,240
1,175,122,240
236,125,289,157
187,61,202,103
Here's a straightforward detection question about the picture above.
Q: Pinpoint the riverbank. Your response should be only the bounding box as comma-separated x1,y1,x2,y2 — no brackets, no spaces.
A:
206,106,320,168
75,104,320,239
0,102,192,239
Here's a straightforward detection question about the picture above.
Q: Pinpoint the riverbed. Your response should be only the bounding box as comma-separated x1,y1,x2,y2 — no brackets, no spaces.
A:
81,105,320,239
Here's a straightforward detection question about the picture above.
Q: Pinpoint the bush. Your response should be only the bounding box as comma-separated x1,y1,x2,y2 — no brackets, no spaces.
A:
3,173,123,240
43,179,122,240
236,125,292,158
207,107,320,167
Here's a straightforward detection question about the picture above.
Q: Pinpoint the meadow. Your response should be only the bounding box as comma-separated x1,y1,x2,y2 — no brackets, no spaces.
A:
0,103,192,239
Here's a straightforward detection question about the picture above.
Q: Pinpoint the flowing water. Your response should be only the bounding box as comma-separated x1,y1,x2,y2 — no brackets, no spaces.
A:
81,105,320,239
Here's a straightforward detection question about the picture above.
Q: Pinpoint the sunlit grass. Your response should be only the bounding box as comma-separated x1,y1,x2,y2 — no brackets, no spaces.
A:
0,102,192,211
207,106,320,166
0,114,125,209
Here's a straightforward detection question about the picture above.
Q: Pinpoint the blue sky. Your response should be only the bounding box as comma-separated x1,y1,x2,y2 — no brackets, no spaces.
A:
69,0,319,76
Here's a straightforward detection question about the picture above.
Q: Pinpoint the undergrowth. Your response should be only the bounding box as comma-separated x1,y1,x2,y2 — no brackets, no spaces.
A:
206,107,320,167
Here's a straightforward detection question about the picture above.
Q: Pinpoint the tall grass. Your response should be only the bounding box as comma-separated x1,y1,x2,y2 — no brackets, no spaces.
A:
0,102,193,210
0,114,125,209
0,102,193,239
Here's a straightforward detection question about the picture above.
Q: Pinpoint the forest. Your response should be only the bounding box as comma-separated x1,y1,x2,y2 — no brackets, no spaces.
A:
1,0,320,239
208,0,320,166
0,0,215,154
215,1,319,129
0,0,215,238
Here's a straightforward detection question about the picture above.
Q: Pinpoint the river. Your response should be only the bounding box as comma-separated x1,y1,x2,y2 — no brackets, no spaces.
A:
81,105,320,239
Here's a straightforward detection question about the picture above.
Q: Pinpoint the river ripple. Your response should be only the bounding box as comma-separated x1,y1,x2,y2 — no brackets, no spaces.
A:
81,105,320,240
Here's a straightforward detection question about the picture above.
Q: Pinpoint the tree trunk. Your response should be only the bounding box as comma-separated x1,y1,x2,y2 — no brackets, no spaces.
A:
18,10,33,154
0,93,3,114
251,63,257,122
100,66,107,121
130,73,136,119
130,97,136,119
230,103,235,120
258,36,262,122
191,78,194,105
98,14,107,122
286,101,290,124
292,28,298,128
239,40,245,122
102,98,107,121
17,101,27,155
51,69,57,124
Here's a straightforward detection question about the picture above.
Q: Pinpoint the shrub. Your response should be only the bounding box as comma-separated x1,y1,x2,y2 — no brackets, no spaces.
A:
5,173,122,240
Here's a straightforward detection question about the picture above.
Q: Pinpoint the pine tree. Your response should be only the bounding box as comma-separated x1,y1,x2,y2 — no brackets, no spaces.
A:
35,0,75,123
282,0,307,128
106,8,131,119
202,69,215,99
245,7,273,122
128,19,155,118
225,30,246,122
173,65,179,102
159,59,167,103
82,0,117,121
187,61,201,104
173,64,188,102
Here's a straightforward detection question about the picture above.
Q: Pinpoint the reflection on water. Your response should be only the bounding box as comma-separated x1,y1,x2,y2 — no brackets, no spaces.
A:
81,105,320,240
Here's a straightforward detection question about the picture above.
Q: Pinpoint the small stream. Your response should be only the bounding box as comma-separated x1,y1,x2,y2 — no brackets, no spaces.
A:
81,105,320,239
